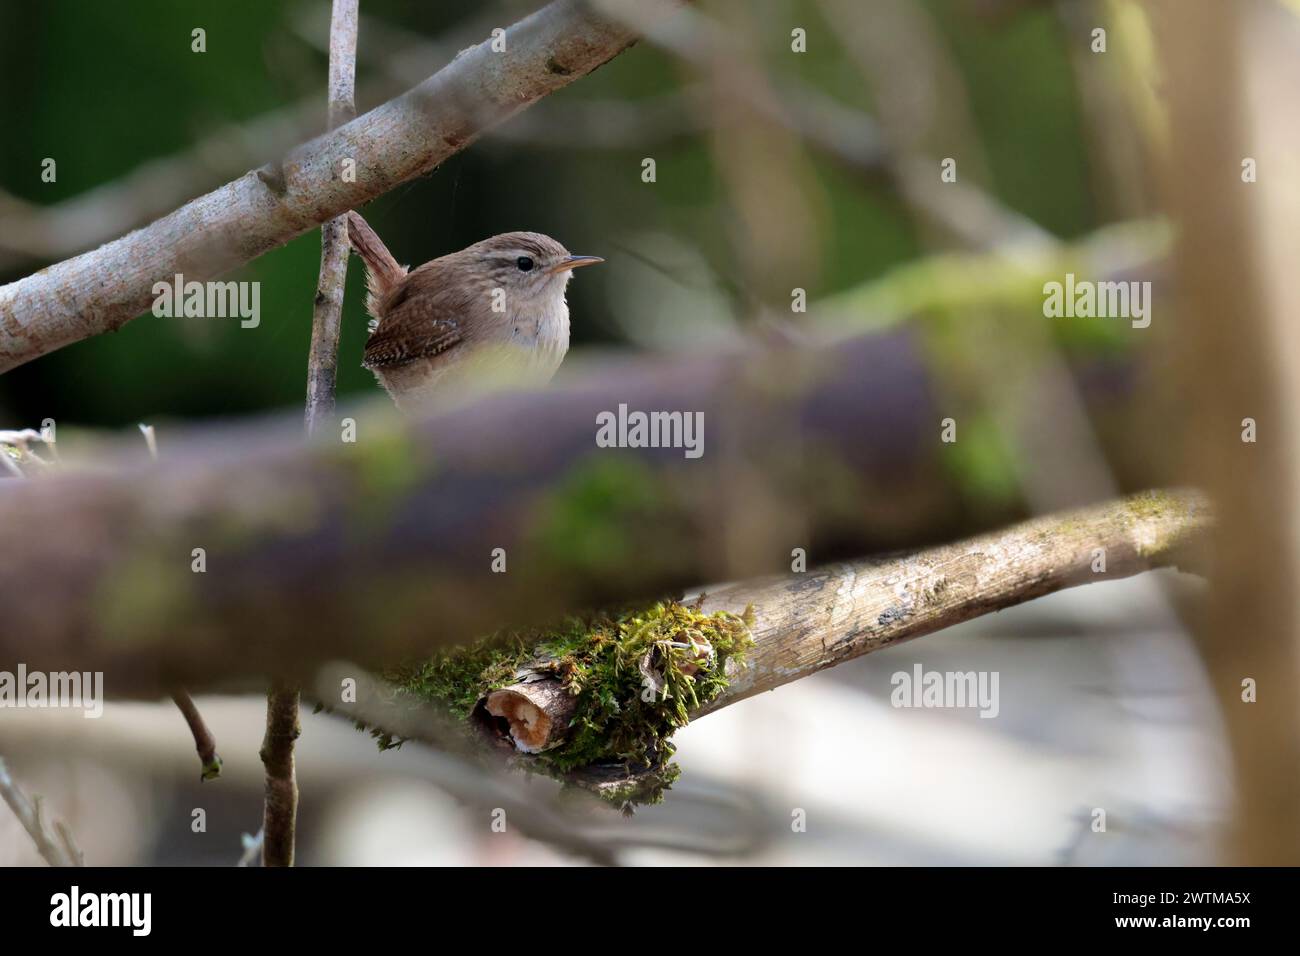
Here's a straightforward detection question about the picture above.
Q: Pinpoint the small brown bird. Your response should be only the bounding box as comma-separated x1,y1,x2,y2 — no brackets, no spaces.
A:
346,212,602,412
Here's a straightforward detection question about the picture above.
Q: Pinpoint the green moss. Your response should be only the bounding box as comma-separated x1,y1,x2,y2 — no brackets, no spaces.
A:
96,551,196,642
1122,489,1200,558
939,410,1021,507
388,599,754,806
528,456,680,576
564,762,683,816
1123,488,1183,522
325,427,431,537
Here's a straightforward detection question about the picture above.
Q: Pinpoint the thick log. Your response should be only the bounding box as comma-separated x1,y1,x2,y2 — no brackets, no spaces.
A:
0,332,996,692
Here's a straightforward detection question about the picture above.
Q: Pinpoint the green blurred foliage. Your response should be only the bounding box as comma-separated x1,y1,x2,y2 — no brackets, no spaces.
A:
0,0,1100,429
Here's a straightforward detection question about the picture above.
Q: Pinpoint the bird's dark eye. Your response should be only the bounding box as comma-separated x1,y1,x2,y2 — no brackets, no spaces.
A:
516,256,534,272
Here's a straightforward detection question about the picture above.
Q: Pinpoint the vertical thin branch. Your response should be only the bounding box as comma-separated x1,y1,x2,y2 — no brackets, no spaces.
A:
262,0,359,868
260,681,302,867
303,0,359,435
55,820,85,866
171,690,223,781
0,756,82,867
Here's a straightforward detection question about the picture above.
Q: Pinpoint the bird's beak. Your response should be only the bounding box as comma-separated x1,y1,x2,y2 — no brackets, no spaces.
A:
546,255,604,275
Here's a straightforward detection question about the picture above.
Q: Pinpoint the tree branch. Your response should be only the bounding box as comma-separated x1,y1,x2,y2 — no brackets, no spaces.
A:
304,0,359,436
0,331,1169,694
0,333,1019,690
426,490,1209,758
170,690,223,781
259,680,301,867
269,0,362,871
0,756,84,867
694,488,1208,714
0,0,677,374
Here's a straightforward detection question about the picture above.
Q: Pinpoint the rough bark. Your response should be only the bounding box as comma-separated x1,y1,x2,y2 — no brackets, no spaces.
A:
0,0,677,373
442,490,1209,751
259,682,301,867
303,0,359,436
695,489,1208,713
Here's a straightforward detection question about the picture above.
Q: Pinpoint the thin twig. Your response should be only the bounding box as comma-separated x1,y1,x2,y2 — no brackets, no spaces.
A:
54,820,85,867
170,690,223,781
304,0,359,436
259,681,301,867
0,756,82,867
266,0,361,871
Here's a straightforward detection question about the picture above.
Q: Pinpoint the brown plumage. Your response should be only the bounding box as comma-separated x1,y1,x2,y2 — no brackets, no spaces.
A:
345,212,602,412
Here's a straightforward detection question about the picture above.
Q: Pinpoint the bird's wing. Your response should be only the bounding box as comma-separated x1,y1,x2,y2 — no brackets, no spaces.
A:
362,290,464,370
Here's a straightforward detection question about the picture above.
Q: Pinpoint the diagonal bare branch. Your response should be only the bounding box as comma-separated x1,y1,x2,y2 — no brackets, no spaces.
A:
170,690,223,781
0,0,681,374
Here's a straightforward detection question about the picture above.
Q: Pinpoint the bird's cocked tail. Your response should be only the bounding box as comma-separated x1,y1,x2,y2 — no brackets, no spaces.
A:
346,212,408,319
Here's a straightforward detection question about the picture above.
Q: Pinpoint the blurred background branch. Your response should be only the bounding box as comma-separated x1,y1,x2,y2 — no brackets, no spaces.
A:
1155,0,1300,863
170,689,223,781
0,331,1059,685
0,756,84,867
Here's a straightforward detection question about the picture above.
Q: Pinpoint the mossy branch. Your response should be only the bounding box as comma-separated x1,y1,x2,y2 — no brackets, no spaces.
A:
362,490,1211,806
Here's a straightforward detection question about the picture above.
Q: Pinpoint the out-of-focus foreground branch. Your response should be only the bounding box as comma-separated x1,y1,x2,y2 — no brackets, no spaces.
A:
1156,0,1300,864
0,327,1208,696
0,0,679,374
1,332,987,690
